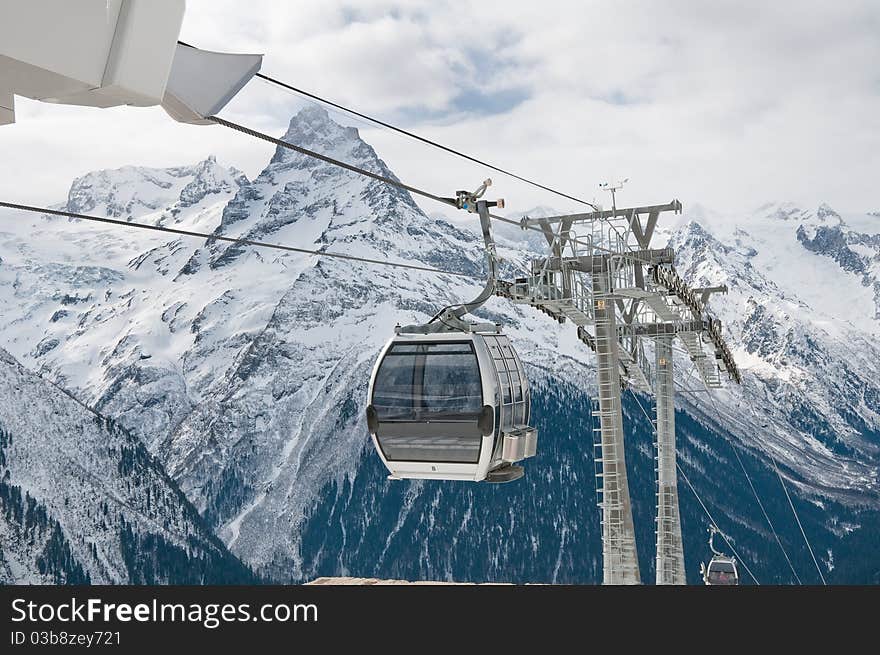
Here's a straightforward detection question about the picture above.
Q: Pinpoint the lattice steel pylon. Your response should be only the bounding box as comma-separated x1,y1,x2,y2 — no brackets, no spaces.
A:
499,191,741,585
592,258,640,584
654,336,686,584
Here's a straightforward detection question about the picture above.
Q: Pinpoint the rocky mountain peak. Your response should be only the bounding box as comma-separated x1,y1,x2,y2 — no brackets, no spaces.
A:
270,106,368,168
178,156,248,208
284,105,352,139
202,106,439,273
668,219,721,254
6,106,880,584
816,202,841,222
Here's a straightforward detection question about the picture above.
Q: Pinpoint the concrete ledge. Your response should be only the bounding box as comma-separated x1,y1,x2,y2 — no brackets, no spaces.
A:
307,577,509,585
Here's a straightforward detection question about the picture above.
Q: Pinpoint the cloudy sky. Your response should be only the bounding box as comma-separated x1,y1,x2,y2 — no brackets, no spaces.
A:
2,0,878,216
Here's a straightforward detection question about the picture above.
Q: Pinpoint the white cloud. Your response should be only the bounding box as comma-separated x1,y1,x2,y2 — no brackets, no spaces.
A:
1,0,878,215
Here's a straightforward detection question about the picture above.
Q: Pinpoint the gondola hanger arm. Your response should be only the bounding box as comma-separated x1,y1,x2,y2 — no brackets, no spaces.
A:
398,181,505,335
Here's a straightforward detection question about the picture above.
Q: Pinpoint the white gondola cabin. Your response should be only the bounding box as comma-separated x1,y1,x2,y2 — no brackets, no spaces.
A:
701,556,739,585
700,526,740,585
366,330,537,483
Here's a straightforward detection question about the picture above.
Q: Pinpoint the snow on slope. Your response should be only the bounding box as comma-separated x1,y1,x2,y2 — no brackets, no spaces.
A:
1,106,878,580
152,107,592,574
697,202,880,334
0,156,249,448
0,107,592,576
0,348,252,584
663,216,880,497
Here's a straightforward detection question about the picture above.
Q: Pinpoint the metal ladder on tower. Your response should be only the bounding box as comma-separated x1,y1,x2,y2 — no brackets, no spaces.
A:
591,241,641,585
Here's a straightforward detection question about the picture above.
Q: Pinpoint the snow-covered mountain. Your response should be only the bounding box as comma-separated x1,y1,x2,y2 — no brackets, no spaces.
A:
660,207,880,498
1,106,878,583
0,348,253,584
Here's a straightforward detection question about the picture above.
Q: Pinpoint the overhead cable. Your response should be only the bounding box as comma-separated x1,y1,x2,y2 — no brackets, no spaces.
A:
208,115,454,207
0,201,479,279
177,40,598,210
675,460,761,585
683,361,827,585
702,391,804,584
252,71,600,211
627,388,762,585
737,396,828,585
208,115,646,263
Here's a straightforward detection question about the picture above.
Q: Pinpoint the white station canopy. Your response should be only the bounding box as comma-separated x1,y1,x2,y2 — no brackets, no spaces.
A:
0,0,262,126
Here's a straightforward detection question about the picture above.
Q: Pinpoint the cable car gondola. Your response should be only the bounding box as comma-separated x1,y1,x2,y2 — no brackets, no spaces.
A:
366,182,538,483
700,526,740,585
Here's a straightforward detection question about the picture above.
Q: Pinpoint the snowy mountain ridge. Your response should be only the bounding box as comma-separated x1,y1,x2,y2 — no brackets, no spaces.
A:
0,346,253,584
1,106,878,582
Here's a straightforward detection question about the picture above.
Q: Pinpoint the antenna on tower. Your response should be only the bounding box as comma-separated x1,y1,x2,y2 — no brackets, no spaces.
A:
599,178,629,215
